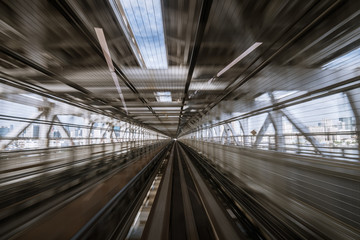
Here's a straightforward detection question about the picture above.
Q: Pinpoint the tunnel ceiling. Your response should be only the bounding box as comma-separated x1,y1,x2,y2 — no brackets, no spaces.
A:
1,0,359,137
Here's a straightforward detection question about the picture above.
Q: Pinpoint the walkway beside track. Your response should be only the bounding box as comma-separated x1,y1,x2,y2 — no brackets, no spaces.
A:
8,145,166,240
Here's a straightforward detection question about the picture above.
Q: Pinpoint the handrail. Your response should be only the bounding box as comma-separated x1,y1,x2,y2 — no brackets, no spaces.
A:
0,139,164,154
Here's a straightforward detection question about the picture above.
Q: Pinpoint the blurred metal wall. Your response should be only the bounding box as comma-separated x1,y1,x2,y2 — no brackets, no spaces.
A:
181,139,360,239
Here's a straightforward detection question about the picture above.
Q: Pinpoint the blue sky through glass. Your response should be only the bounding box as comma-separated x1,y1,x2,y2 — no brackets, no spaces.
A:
155,91,172,102
322,47,360,69
120,0,168,69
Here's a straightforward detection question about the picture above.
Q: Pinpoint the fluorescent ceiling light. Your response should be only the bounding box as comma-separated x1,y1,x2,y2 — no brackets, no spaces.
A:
273,91,299,99
155,92,172,102
216,42,262,77
118,0,168,69
153,107,180,111
94,27,128,113
255,91,306,101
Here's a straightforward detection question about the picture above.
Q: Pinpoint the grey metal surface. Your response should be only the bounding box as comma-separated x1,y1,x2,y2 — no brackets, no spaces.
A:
182,139,360,239
180,144,245,240
141,144,174,240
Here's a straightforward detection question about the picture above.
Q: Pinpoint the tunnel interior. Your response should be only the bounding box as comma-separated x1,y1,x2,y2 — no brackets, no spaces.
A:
0,0,359,239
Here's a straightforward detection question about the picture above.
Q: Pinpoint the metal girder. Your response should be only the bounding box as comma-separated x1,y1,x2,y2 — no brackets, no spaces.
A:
239,119,249,146
183,0,197,64
168,55,183,64
36,103,55,148
269,93,285,151
225,123,240,145
345,90,360,158
254,113,272,147
179,0,345,133
2,0,359,142
267,112,284,151
284,9,360,65
180,75,360,137
0,46,94,99
55,115,74,146
0,93,46,108
100,124,111,143
281,109,323,156
207,127,213,139
213,125,220,137
176,0,213,136
49,0,167,133
88,122,95,144
0,111,44,150
220,126,227,144
46,115,57,147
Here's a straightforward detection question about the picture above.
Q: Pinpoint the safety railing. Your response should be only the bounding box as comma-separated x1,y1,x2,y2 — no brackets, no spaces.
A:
181,139,360,239
0,139,166,186
191,131,359,161
0,139,170,232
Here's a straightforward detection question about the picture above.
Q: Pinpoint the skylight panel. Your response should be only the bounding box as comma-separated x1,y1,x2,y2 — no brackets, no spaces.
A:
118,0,168,69
255,93,271,102
322,47,360,70
155,92,172,102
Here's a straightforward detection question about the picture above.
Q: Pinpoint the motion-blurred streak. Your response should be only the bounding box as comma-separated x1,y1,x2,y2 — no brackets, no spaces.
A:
94,27,128,114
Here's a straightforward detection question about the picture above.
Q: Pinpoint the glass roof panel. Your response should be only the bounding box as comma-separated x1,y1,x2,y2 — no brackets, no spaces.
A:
119,0,168,69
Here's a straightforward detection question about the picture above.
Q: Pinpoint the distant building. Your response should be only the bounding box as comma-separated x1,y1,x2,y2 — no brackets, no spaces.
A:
33,125,40,138
338,117,355,131
0,126,10,137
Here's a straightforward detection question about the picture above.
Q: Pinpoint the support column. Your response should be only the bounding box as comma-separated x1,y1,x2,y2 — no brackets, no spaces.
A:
281,109,323,156
38,103,55,148
346,90,360,159
269,93,285,151
240,118,249,147
254,114,272,148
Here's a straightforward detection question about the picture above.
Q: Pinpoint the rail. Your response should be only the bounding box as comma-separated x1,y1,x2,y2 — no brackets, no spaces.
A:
142,142,250,240
71,142,172,240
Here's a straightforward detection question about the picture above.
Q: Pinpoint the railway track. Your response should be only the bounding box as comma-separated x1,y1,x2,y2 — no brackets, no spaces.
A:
69,141,257,240
13,140,331,240
77,141,329,240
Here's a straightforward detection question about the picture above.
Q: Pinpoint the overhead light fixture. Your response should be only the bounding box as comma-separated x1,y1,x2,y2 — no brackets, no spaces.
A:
216,42,262,77
153,107,180,111
114,0,168,69
207,77,216,84
154,92,172,102
94,27,128,113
